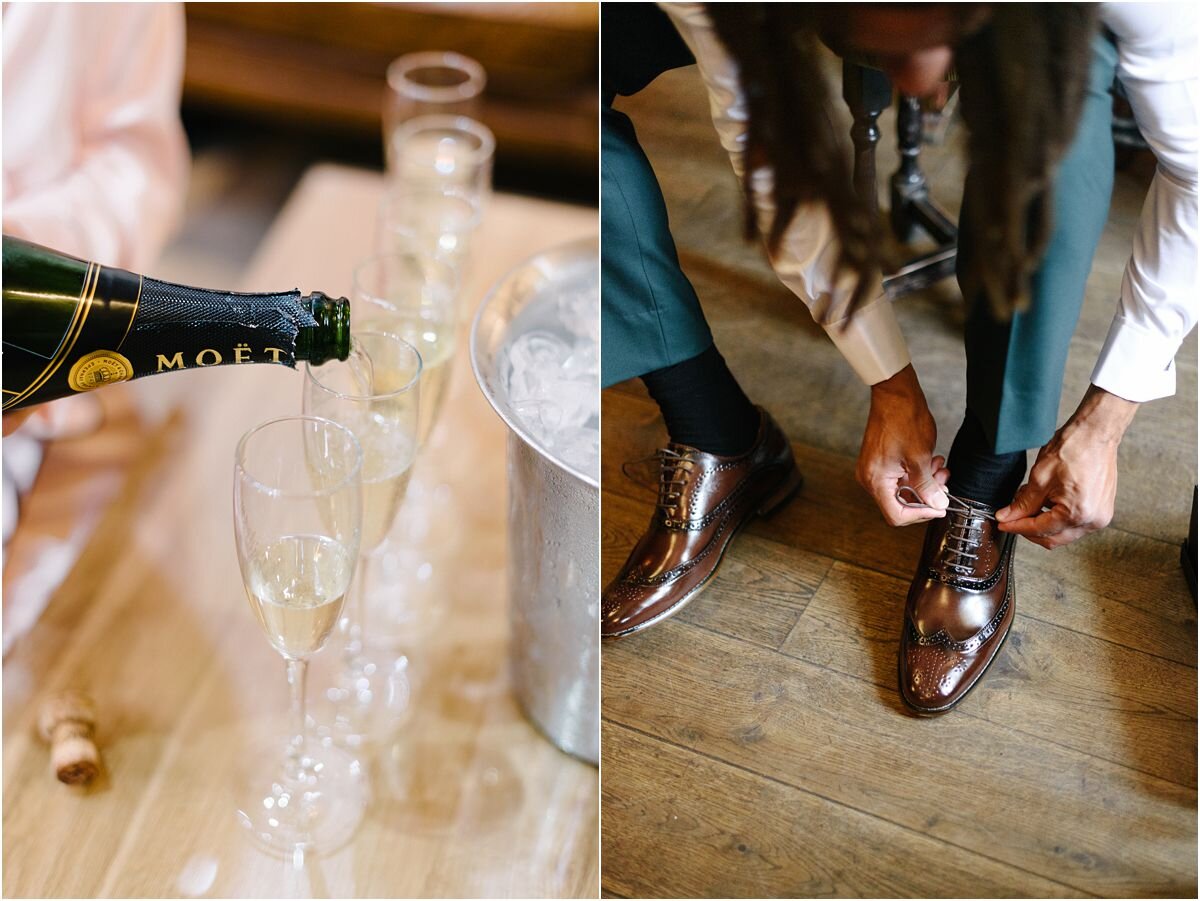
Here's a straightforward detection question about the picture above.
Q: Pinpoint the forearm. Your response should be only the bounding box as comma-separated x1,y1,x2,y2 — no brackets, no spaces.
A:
1062,384,1140,445
660,1,910,386
872,362,922,401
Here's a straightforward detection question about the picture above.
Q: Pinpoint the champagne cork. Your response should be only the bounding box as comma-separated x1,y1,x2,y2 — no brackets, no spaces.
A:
37,691,101,786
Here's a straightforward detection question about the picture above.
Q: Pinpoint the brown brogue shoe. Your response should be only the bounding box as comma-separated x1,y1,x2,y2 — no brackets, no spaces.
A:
601,409,802,639
898,492,1015,715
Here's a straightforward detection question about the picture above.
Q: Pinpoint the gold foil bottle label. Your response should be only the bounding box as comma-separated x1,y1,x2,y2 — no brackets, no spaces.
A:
67,350,134,392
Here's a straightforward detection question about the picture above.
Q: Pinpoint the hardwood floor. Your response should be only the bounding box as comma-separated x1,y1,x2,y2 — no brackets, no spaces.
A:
600,67,1197,899
602,388,1196,898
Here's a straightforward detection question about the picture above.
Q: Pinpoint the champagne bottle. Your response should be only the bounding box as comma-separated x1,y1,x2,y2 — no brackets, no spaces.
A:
2,235,350,412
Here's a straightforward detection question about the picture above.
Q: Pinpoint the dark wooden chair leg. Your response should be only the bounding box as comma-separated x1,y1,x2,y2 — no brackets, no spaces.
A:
841,64,960,298
886,94,959,295
889,95,925,243
842,60,892,218
892,94,958,248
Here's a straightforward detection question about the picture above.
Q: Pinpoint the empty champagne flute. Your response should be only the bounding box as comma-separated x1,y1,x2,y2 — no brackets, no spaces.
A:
233,415,364,856
303,331,422,746
390,114,495,207
383,51,486,171
351,253,458,446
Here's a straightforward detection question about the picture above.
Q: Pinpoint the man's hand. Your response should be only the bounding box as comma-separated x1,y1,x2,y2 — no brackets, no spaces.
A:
996,385,1139,549
857,364,950,525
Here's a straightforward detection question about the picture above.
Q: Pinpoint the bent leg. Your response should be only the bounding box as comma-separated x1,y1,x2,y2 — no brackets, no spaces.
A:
950,33,1119,506
601,107,713,386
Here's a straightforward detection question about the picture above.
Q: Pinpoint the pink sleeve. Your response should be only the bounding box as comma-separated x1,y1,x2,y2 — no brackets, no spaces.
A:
3,4,190,270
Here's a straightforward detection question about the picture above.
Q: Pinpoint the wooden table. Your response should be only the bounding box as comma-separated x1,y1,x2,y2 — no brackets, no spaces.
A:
2,165,598,898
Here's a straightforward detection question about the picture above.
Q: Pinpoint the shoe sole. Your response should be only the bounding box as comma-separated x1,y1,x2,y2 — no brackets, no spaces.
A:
602,466,804,640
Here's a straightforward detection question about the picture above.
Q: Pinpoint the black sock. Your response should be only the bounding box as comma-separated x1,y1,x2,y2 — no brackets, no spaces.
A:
946,409,1028,508
641,345,761,455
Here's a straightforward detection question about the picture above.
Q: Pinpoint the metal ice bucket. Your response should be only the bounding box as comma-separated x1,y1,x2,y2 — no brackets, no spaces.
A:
470,237,598,764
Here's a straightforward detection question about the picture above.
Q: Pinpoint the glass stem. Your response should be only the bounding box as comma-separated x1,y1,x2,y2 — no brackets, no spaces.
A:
286,656,309,777
345,552,370,673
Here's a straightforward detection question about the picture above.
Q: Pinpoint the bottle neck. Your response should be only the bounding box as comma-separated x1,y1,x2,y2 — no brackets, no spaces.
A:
297,292,351,364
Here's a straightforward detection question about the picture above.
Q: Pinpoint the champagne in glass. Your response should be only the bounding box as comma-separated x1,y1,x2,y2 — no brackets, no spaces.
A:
304,331,422,745
351,254,458,445
233,416,364,856
246,534,355,657
376,183,481,280
349,254,459,670
357,420,417,552
389,114,495,208
394,309,454,447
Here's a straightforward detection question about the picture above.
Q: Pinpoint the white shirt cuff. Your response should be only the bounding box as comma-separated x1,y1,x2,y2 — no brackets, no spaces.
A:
1090,312,1179,402
821,296,912,386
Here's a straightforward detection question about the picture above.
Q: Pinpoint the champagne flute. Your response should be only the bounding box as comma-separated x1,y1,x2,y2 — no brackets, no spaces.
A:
233,415,364,855
383,51,486,172
389,114,495,208
376,182,482,282
303,330,422,746
351,253,458,446
347,257,461,688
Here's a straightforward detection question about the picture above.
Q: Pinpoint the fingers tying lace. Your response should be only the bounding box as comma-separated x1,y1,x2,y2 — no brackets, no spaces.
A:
896,486,996,576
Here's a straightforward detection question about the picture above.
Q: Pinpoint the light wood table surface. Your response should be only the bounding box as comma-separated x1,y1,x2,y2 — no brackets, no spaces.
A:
2,164,599,898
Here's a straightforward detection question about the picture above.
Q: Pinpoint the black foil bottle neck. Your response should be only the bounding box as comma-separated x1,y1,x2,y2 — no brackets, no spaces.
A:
297,292,351,364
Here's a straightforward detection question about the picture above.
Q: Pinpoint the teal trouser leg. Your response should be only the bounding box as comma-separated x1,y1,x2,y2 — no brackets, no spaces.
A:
962,33,1119,454
601,106,713,387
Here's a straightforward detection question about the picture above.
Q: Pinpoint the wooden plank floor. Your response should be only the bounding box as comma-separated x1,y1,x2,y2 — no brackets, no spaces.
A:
600,66,1197,899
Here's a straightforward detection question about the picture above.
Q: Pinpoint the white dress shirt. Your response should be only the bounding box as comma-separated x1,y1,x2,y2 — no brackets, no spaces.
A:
2,1,190,270
1091,3,1198,402
660,2,1198,404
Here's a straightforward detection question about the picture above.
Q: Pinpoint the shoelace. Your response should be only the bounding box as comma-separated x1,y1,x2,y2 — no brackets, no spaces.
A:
623,448,697,524
896,485,996,576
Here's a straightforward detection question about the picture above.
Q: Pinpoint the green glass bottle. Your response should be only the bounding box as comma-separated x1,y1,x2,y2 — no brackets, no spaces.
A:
2,235,350,412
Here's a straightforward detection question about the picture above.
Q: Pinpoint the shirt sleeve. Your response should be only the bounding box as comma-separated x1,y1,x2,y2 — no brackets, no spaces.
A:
2,4,190,270
659,1,911,386
1090,3,1199,402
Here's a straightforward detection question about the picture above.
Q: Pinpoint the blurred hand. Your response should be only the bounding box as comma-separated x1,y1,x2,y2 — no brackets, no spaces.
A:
921,81,957,114
997,385,1139,549
857,364,950,526
2,396,104,440
2,410,34,437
